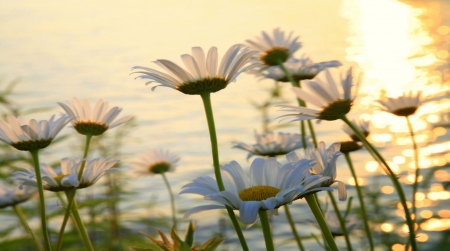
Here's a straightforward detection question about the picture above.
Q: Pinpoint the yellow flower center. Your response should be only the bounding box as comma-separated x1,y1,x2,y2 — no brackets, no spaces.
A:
74,122,108,136
238,185,281,201
149,161,171,174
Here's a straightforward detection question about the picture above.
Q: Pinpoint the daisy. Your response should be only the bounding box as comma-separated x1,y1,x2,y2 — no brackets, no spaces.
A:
58,98,132,136
342,118,370,142
0,114,68,151
288,141,347,200
278,68,358,122
131,149,180,176
12,157,120,192
0,184,36,208
232,130,307,160
307,210,360,237
132,45,258,95
258,57,342,82
377,91,422,117
246,28,301,66
181,157,332,224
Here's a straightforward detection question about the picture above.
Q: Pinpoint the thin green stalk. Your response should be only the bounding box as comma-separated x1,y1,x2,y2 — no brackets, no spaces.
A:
283,205,305,251
71,200,94,251
406,116,420,220
344,153,374,251
30,150,52,251
340,115,417,251
13,205,43,251
307,120,318,147
258,210,275,251
77,134,93,180
161,172,177,230
327,191,353,251
199,92,249,251
305,194,339,251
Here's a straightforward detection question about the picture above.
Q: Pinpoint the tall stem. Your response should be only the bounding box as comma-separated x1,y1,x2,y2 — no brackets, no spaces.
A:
340,115,417,251
199,92,249,251
344,152,374,251
284,205,305,251
30,150,52,251
14,205,43,251
406,116,420,220
307,120,318,147
305,194,339,251
258,210,275,251
77,134,93,180
327,191,353,251
70,200,94,251
161,172,177,230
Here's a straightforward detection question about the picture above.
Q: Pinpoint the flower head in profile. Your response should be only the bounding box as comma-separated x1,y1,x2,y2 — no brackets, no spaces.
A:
278,68,359,122
0,115,68,151
12,157,120,192
307,210,360,237
181,157,332,225
58,98,132,136
342,118,370,142
232,130,307,160
246,28,301,66
0,184,36,209
378,91,422,117
132,45,258,95
131,149,180,176
257,57,341,82
289,141,346,200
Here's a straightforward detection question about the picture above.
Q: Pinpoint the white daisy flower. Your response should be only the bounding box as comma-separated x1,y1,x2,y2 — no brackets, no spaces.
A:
132,45,258,95
180,157,332,225
0,184,36,208
232,130,307,160
257,56,341,82
342,119,370,142
307,210,360,237
246,28,301,66
131,149,180,176
58,98,132,136
12,157,120,192
278,68,358,122
288,141,347,201
378,91,422,117
0,114,68,151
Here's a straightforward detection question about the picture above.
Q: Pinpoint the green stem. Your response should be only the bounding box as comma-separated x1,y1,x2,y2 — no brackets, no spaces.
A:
70,200,94,251
161,172,177,230
284,205,305,251
340,115,417,251
14,205,43,251
258,210,275,251
327,191,353,251
199,92,249,251
305,194,339,251
307,120,318,148
30,150,52,251
406,116,420,220
344,153,374,251
77,134,93,180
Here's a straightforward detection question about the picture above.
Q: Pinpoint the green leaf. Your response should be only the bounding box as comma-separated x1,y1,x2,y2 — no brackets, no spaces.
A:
184,221,196,246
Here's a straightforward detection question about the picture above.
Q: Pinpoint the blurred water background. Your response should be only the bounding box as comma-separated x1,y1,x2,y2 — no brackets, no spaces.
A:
0,0,449,250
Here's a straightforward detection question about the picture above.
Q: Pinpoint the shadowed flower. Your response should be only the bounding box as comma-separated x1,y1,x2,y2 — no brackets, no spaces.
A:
0,184,36,209
180,157,332,225
58,98,132,136
0,114,69,151
132,45,258,95
232,130,307,160
246,28,301,66
378,91,422,117
12,157,119,192
278,68,359,122
342,118,370,142
131,149,180,176
307,210,360,237
257,57,341,82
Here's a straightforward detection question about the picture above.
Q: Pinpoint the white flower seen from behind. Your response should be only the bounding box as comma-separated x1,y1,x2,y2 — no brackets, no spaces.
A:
378,91,422,117
131,149,180,176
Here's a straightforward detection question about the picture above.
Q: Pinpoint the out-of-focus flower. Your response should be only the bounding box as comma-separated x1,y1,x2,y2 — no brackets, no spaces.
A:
131,149,180,176
0,115,68,151
58,98,132,136
130,221,223,251
0,184,36,208
278,68,359,122
377,91,422,117
342,119,370,142
307,210,360,237
132,45,258,95
181,157,332,225
12,158,119,192
246,28,301,66
232,130,307,160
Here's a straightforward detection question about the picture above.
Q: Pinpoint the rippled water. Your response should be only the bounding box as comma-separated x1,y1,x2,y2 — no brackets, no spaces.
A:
1,0,449,250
